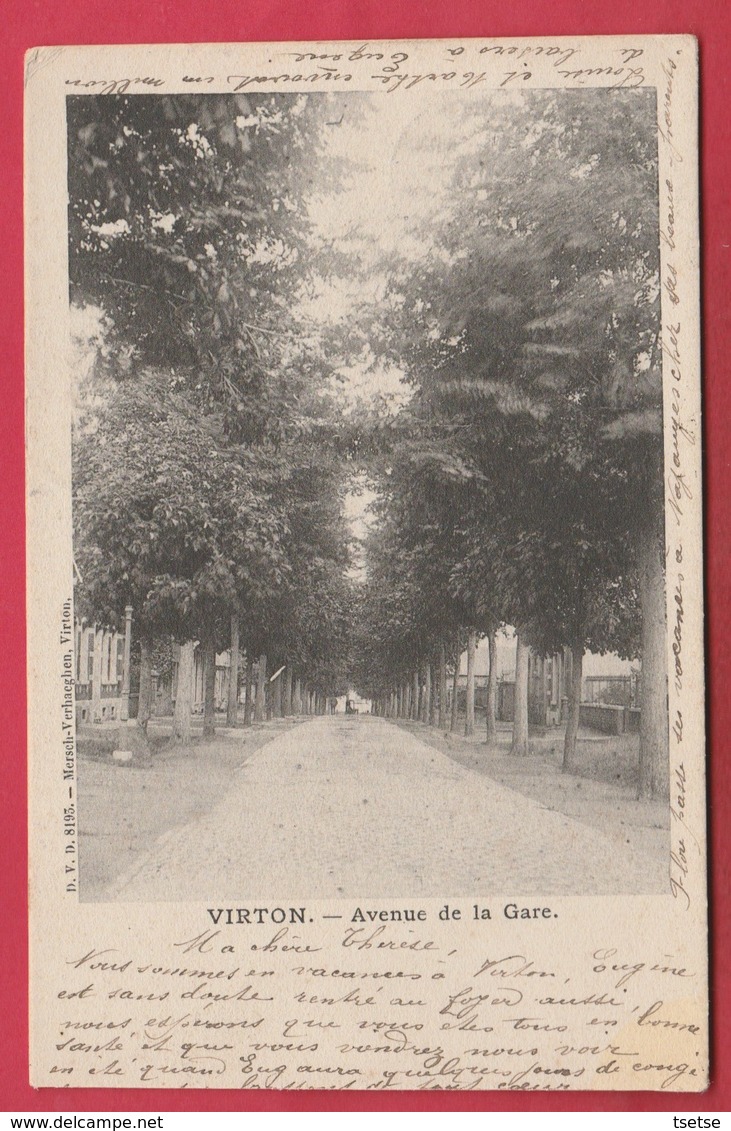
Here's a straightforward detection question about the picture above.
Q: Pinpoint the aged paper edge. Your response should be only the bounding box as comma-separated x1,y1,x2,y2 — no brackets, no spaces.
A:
25,36,707,1093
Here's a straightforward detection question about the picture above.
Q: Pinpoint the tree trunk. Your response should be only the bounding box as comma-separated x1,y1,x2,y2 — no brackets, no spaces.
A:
173,640,194,744
293,677,302,715
254,653,267,722
438,640,447,729
412,669,420,721
90,627,104,723
485,631,497,744
465,627,476,737
137,638,153,733
419,663,427,722
563,642,583,772
511,631,530,756
202,635,216,738
283,665,293,716
427,662,435,725
272,670,282,717
243,654,253,727
226,614,240,727
450,631,460,733
637,488,669,799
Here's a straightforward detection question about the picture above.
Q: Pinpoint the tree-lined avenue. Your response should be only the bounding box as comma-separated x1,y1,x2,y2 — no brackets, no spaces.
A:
71,89,669,799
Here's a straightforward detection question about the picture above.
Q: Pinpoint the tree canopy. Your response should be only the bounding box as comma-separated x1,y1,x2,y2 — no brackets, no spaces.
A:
70,88,669,796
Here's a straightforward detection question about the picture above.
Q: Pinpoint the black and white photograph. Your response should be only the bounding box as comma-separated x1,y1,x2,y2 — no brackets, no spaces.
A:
25,38,707,1091
67,84,671,902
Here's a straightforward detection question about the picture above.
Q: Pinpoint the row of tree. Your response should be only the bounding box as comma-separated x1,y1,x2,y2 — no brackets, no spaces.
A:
350,89,668,798
70,93,354,740
70,89,670,799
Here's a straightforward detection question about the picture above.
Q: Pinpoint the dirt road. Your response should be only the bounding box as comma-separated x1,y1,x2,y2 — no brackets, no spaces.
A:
100,714,666,901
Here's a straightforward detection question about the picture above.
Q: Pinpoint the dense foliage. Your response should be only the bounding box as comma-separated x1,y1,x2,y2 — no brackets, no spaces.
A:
70,89,668,795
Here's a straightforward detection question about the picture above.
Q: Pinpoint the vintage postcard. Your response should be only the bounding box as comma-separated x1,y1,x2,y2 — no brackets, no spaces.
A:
25,37,706,1092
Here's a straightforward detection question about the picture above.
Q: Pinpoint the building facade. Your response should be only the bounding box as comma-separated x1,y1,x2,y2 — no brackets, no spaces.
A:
74,606,133,725
459,632,640,734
